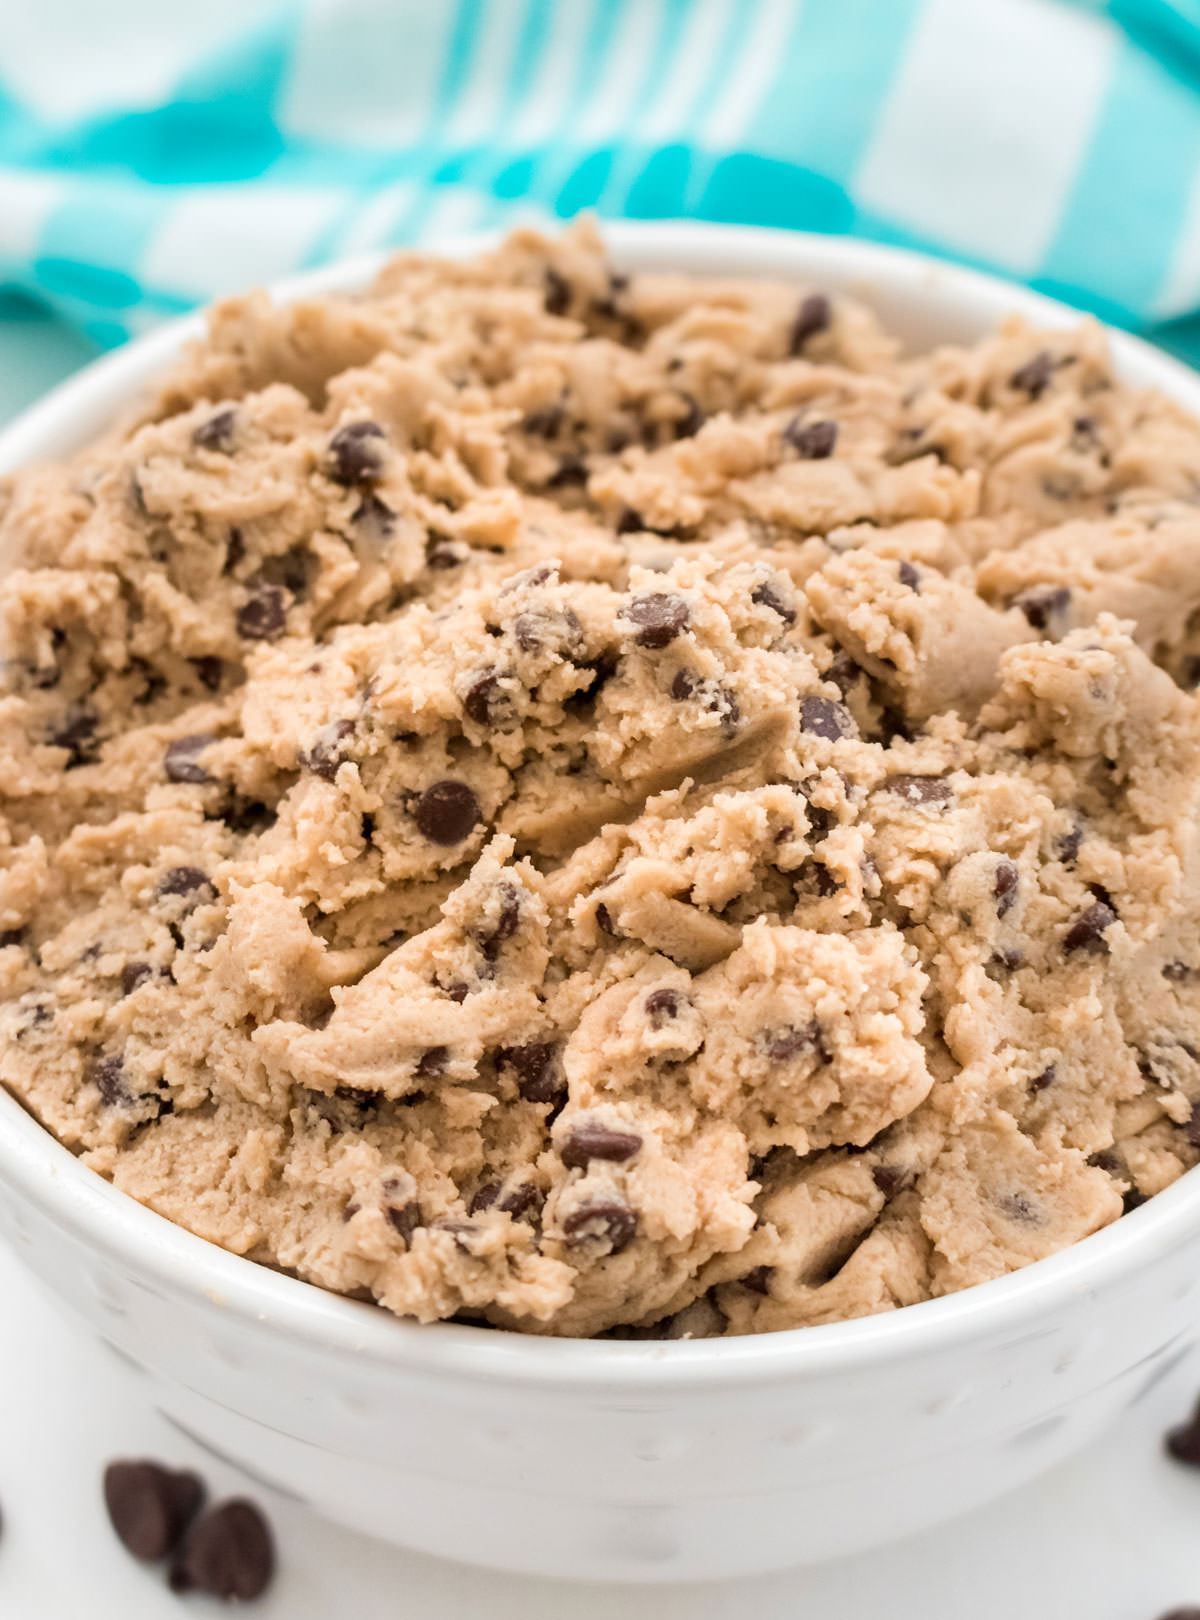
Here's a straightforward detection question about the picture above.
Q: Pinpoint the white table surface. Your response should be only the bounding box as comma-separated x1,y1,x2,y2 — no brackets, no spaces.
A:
2,312,1200,1620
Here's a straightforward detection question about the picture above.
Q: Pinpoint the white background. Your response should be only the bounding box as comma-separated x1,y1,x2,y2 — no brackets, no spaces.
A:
2,317,1200,1619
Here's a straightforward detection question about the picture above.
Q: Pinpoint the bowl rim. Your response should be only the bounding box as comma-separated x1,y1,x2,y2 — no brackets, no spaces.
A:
3,216,1200,1393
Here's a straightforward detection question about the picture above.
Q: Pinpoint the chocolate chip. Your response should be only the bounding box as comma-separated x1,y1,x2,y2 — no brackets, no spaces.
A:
352,492,395,538
165,733,215,785
898,560,920,592
645,987,685,1027
1030,1064,1056,1093
1164,962,1194,982
763,1020,823,1062
993,858,1019,917
498,1182,541,1219
997,1190,1041,1224
523,403,565,438
563,1196,637,1254
513,606,583,655
1184,1102,1200,1150
826,650,862,695
615,506,643,535
223,797,273,835
1013,584,1071,631
741,1265,773,1295
169,1499,275,1602
674,397,705,439
426,536,466,570
93,1053,130,1107
478,883,521,960
883,774,951,808
121,962,154,996
497,1041,563,1105
623,593,690,648
192,656,224,691
386,1200,420,1242
546,455,588,489
1063,899,1117,954
1057,821,1083,865
800,694,855,741
223,527,246,575
544,267,571,316
0,928,24,948
158,866,213,900
236,583,287,641
670,669,697,701
783,417,838,459
328,420,386,486
47,706,98,767
1166,1401,1200,1467
302,718,355,780
414,780,481,845
415,1046,448,1079
1010,350,1054,398
192,408,237,453
561,1122,643,1170
789,293,831,355
595,901,617,935
104,1460,205,1562
463,669,516,728
872,1164,909,1199
751,580,796,625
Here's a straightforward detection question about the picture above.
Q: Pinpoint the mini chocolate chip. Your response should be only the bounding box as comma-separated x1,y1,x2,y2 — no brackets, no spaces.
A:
615,506,643,535
595,901,617,936
1063,899,1117,954
561,1122,643,1171
414,780,481,845
871,1165,908,1199
352,492,395,538
470,1181,501,1215
1122,1187,1148,1213
546,455,589,488
169,1499,275,1602
192,408,237,453
763,1020,824,1062
544,267,571,316
463,669,517,728
158,866,213,900
478,884,522,961
563,1196,637,1254
783,417,838,459
0,929,22,950
426,537,465,570
302,718,355,780
1166,1400,1200,1467
1013,584,1071,631
47,706,98,767
523,403,565,438
121,962,154,996
1010,350,1054,398
997,1190,1041,1224
623,593,690,649
443,980,469,1004
328,420,386,486
800,694,855,741
993,858,1019,917
645,987,685,1027
386,1200,420,1242
1165,962,1194,982
192,656,224,691
415,1046,449,1079
1057,821,1084,865
1030,1064,1056,1093
741,1265,773,1296
94,1053,129,1107
1184,1102,1200,1150
826,650,862,695
789,292,831,355
497,1042,563,1105
883,774,952,808
104,1460,206,1562
990,946,1024,973
236,584,287,641
674,397,705,439
670,669,698,701
223,527,246,575
751,579,796,625
164,733,215,785
898,560,920,592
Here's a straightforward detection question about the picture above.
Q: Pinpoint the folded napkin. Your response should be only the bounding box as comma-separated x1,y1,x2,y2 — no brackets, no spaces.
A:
4,0,1200,360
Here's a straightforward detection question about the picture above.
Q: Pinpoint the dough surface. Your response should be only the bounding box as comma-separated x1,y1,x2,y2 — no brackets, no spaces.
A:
3,222,1200,1338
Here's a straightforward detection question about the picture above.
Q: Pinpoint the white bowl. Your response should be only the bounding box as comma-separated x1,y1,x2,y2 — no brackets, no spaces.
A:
2,222,1200,1584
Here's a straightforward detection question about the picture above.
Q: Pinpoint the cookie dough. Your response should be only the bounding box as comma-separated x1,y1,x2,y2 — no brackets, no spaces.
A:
3,221,1200,1338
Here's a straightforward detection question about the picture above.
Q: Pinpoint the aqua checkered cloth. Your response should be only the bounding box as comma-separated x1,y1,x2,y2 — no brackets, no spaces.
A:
5,0,1200,358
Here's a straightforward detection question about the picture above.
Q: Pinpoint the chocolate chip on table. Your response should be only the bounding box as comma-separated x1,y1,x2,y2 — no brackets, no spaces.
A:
783,417,838,459
192,408,237,453
236,583,288,641
497,1041,563,1105
543,266,571,316
800,694,855,741
169,1499,275,1602
413,780,481,845
751,579,796,624
104,1459,205,1563
164,732,215,785
1012,584,1071,631
158,867,214,900
645,987,685,1026
328,420,387,486
561,1122,643,1170
1030,1064,1056,1093
93,1053,130,1106
622,592,690,648
463,668,517,728
763,1021,824,1062
1166,1397,1200,1466
993,858,1019,917
563,1196,638,1254
1063,898,1117,954
1010,349,1055,398
789,292,831,355
301,718,355,780
898,560,920,592
883,774,952,808
47,706,98,767
121,962,154,996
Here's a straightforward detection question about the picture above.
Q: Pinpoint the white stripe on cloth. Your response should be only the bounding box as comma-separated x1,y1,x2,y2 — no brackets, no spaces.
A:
696,0,800,153
854,0,1115,275
506,0,602,149
1152,157,1200,320
443,0,533,148
140,187,346,303
0,170,65,266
